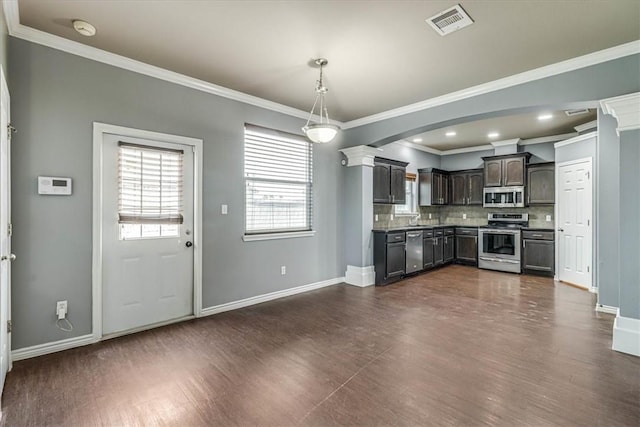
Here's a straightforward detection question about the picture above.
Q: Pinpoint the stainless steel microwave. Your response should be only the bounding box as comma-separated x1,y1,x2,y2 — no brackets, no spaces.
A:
483,186,525,208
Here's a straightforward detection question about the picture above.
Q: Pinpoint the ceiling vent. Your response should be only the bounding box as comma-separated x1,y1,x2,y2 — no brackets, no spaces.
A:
426,4,474,36
564,108,590,116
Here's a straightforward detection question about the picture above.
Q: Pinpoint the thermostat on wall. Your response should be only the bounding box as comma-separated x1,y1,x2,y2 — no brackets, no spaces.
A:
38,176,72,195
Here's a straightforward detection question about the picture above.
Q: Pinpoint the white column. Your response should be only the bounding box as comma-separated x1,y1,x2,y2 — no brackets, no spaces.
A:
340,145,380,287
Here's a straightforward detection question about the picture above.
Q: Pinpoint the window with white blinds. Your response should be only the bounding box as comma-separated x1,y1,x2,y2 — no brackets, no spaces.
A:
118,142,184,228
244,124,313,234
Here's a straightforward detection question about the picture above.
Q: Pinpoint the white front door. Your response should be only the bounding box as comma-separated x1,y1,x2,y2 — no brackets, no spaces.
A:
557,159,593,288
0,68,11,397
102,133,194,335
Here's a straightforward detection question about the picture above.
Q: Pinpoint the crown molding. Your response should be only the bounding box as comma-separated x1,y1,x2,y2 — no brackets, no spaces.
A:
519,133,577,145
342,41,640,130
574,120,597,133
600,92,640,135
2,1,336,125
5,1,639,131
554,131,597,148
339,145,382,167
490,138,520,147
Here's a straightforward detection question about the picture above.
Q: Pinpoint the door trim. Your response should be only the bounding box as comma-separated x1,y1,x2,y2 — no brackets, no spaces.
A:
92,122,203,342
554,157,594,290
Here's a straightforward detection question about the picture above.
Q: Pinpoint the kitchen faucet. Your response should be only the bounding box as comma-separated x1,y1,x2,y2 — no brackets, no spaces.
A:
409,213,420,226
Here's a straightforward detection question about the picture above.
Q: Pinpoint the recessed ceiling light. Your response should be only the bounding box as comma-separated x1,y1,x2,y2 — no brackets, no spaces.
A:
445,131,456,137
487,132,500,139
412,138,423,143
538,113,553,121
73,20,96,37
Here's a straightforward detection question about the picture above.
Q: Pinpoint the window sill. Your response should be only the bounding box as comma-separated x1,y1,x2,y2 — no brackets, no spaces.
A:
242,230,316,242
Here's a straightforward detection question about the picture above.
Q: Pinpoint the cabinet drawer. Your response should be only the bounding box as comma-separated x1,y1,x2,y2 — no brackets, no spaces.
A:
386,232,406,243
456,227,478,236
434,229,444,237
522,231,554,240
444,228,455,236
422,230,434,238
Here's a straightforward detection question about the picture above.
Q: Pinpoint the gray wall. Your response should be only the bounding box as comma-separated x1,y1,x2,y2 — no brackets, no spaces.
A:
440,149,491,171
376,142,440,173
9,38,343,349
525,142,556,163
597,112,620,308
0,6,7,79
618,129,640,319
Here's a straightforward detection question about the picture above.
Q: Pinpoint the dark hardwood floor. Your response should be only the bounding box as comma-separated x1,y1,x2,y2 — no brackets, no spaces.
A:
2,265,639,426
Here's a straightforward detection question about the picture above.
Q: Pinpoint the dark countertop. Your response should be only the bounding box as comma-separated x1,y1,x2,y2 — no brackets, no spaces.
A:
372,225,480,232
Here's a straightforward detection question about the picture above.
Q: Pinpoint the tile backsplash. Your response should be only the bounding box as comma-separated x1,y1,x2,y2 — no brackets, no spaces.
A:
374,204,554,229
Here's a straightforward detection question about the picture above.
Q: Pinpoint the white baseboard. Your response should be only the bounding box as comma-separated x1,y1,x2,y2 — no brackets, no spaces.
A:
11,334,96,362
613,314,640,357
344,265,375,287
200,276,344,317
595,304,619,315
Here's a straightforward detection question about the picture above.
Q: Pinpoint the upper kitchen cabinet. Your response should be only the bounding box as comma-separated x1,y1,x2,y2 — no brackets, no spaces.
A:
527,162,555,205
450,169,483,205
418,168,449,206
373,157,408,204
482,153,532,187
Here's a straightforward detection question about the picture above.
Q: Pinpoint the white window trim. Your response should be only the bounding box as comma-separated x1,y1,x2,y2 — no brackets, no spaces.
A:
242,230,316,242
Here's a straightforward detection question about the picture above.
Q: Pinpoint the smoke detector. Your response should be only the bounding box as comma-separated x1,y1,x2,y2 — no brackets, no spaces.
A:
564,108,590,117
73,20,96,37
426,4,474,36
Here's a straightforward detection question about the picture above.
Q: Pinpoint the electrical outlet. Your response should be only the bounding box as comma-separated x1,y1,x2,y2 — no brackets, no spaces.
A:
56,300,68,320
281,266,286,275
390,214,394,221
375,214,378,221
546,215,552,222
428,213,432,219
462,213,467,220
221,204,228,215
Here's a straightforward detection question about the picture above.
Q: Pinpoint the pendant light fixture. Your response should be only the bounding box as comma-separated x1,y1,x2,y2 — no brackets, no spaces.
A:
302,58,340,143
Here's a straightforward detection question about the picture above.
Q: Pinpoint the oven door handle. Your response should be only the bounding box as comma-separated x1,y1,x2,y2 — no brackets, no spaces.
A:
479,257,520,264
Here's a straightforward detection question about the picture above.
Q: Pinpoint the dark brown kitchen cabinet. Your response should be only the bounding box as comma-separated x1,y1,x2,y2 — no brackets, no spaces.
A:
455,227,478,265
450,169,483,205
443,234,455,263
423,233,435,269
373,231,406,285
482,153,531,187
373,157,408,204
433,235,444,265
418,168,449,206
522,230,555,277
527,163,555,205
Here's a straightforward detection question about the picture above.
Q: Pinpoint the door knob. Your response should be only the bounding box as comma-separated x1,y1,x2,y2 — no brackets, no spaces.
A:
185,241,193,248
1,254,15,261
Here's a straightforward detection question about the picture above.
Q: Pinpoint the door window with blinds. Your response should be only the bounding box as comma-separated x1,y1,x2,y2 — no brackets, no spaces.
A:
244,124,313,234
118,142,184,239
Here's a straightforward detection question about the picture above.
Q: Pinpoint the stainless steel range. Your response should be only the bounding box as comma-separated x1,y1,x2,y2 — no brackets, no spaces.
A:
478,213,528,274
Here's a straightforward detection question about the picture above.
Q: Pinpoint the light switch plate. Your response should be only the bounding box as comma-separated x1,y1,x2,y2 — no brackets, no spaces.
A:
221,204,228,215
375,214,378,221
462,213,467,220
546,215,552,222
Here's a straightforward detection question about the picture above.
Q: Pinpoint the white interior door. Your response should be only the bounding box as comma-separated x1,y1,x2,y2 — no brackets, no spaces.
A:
102,134,194,336
0,67,11,397
557,159,593,288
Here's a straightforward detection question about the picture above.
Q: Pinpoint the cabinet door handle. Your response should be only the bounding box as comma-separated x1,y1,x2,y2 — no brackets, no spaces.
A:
523,240,526,248
475,236,477,244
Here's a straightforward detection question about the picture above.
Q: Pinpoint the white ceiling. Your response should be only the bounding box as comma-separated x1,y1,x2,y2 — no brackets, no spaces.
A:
16,0,640,123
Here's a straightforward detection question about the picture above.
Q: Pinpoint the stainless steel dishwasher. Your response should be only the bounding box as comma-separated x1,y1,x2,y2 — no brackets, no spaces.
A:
405,230,423,274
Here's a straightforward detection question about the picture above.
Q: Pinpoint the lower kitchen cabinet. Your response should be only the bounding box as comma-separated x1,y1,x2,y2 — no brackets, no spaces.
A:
423,231,434,269
522,230,555,276
373,231,406,285
433,230,444,266
455,227,478,265
443,234,455,263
